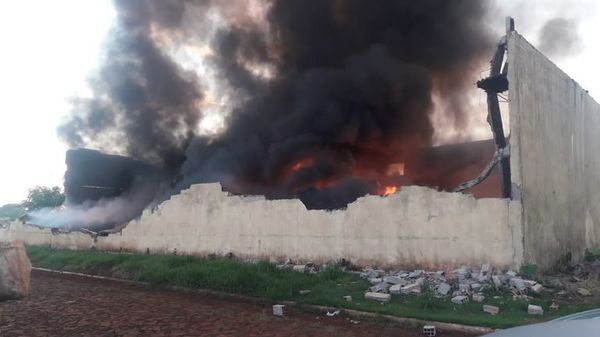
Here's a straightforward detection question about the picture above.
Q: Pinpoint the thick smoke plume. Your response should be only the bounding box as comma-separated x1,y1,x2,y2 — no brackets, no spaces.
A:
538,17,582,59
52,0,494,229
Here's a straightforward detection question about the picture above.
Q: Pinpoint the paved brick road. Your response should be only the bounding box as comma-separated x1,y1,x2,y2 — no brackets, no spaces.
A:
0,270,476,337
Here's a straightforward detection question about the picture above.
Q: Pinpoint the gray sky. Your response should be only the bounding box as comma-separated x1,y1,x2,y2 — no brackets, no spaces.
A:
0,0,598,205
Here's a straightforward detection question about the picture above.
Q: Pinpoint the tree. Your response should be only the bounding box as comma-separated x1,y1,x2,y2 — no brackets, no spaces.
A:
0,203,25,220
22,186,65,211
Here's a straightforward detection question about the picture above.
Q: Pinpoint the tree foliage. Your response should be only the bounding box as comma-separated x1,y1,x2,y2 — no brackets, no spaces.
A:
22,186,65,211
0,203,26,220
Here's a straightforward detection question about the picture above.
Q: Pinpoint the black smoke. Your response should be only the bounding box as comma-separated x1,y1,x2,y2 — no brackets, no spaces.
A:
59,0,494,212
538,17,583,59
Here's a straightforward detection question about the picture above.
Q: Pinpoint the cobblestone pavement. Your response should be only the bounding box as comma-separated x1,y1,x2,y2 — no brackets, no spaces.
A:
0,270,477,337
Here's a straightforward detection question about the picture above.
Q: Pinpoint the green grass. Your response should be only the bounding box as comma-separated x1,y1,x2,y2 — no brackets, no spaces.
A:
26,245,598,329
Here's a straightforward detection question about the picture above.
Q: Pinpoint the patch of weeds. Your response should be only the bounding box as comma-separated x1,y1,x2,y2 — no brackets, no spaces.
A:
416,280,442,310
519,264,538,279
584,248,600,262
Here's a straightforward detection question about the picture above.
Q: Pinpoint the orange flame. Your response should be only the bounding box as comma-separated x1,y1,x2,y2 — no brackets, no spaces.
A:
381,185,398,196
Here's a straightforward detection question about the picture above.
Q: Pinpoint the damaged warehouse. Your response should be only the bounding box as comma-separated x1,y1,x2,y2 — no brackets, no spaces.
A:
3,20,600,271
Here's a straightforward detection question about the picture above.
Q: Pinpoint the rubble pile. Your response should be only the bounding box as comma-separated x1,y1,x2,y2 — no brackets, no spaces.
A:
358,264,547,306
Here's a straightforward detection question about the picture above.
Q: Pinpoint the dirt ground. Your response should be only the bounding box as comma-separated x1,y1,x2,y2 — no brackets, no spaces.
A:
0,270,478,337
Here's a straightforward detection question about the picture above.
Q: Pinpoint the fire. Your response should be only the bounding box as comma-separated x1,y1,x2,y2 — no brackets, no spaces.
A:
289,158,314,172
381,186,398,196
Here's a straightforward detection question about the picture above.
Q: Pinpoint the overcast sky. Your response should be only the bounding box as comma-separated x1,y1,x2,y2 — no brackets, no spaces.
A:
0,1,598,205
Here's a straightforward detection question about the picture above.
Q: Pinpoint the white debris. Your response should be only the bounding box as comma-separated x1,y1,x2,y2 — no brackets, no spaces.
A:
273,304,286,317
451,295,469,305
383,276,406,285
492,275,504,287
299,289,311,295
459,283,471,293
326,310,340,317
423,325,437,337
400,283,420,295
471,283,482,291
528,304,544,316
409,270,424,278
531,284,544,294
365,292,391,302
436,283,451,296
343,295,352,302
483,305,500,315
293,265,306,272
369,282,390,293
368,278,383,285
510,278,526,291
389,284,403,295
472,293,485,303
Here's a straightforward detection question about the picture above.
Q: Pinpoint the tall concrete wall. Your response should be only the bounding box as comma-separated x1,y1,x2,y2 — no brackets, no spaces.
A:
0,184,524,269
508,33,600,268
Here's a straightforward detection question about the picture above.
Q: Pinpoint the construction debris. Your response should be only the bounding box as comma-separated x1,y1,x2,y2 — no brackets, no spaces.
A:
451,295,469,305
483,305,500,315
423,325,436,336
356,264,554,308
272,304,286,317
472,293,485,303
527,304,544,316
364,292,391,303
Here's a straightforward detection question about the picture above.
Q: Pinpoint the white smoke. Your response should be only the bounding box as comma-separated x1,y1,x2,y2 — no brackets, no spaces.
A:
26,184,160,230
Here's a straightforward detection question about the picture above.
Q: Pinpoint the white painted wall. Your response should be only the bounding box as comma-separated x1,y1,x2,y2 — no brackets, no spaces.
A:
0,184,523,269
509,32,600,268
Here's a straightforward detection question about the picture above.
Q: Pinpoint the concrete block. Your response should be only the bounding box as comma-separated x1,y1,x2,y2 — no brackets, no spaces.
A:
273,304,286,316
292,265,306,273
423,325,436,337
389,284,402,295
528,304,544,316
436,283,451,296
531,284,543,294
483,305,500,315
510,278,526,290
471,283,482,291
451,295,469,305
492,275,504,287
368,278,383,285
365,292,391,302
408,270,424,278
400,283,420,295
383,276,406,285
369,282,390,293
459,283,471,293
472,294,485,303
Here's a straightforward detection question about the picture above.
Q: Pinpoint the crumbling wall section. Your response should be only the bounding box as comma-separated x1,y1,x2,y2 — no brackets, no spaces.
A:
1,184,523,269
508,33,600,268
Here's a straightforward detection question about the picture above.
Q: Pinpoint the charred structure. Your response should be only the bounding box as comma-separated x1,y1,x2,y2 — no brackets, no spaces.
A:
65,149,165,205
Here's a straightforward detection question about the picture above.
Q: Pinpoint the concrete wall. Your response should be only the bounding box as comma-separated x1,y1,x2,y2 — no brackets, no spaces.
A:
508,33,600,267
0,184,524,269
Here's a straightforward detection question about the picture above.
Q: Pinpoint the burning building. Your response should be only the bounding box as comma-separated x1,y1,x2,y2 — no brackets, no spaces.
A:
4,2,600,270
